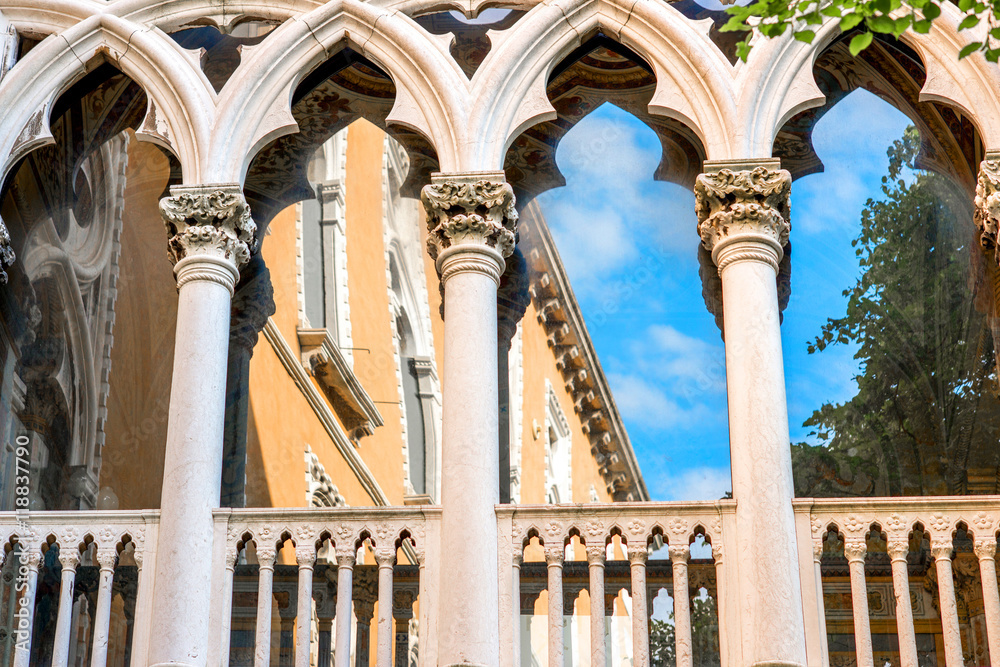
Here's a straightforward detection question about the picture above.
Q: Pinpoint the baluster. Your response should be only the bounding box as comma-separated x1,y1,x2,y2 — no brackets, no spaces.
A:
392,587,416,667
843,539,873,667
627,543,649,667
91,547,119,667
255,544,277,667
375,544,395,667
974,538,1000,666
931,538,964,666
12,544,42,667
512,549,522,665
887,539,918,667
670,544,692,667
52,545,80,667
335,544,356,667
296,540,317,667
586,542,606,667
712,542,734,667
221,544,239,667
544,541,564,667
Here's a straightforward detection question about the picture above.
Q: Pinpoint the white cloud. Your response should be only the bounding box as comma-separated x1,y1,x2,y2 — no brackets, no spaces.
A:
606,373,712,429
656,466,733,502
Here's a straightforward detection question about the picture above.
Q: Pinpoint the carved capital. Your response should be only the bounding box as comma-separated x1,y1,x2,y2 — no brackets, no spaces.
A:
843,540,867,563
712,542,724,564
0,214,14,283
422,173,516,284
58,549,80,571
626,542,648,564
975,159,1000,263
586,543,606,565
225,546,239,569
296,545,317,568
543,542,565,565
374,546,396,568
335,545,357,568
887,539,909,562
931,539,953,561
695,165,791,273
256,545,277,569
22,549,42,571
812,540,823,562
974,539,997,560
160,184,257,283
668,544,690,564
96,549,118,572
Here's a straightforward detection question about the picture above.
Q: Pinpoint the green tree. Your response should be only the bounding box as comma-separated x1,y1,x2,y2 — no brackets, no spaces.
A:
722,0,1000,62
792,126,1000,497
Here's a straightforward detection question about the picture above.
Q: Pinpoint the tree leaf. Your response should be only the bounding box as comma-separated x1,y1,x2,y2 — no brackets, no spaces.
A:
867,14,895,33
840,12,865,30
794,29,817,42
849,30,874,55
958,14,981,30
959,41,982,58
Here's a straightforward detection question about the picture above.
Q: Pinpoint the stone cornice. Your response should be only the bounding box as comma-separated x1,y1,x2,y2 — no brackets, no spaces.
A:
695,161,791,273
297,326,383,442
519,200,649,502
159,184,257,272
421,172,517,266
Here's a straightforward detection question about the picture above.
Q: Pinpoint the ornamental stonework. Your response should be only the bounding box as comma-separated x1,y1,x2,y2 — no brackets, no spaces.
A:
159,185,258,269
0,216,14,283
975,159,1000,262
694,166,792,261
421,175,517,260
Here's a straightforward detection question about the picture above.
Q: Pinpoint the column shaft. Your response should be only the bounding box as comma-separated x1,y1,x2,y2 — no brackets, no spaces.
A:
296,546,316,667
670,545,692,667
335,553,355,667
888,541,917,667
90,553,118,667
586,545,606,667
376,549,395,667
844,542,873,667
255,547,277,667
975,540,1000,666
12,550,40,667
52,551,79,667
932,542,964,667
546,546,564,667
628,546,649,667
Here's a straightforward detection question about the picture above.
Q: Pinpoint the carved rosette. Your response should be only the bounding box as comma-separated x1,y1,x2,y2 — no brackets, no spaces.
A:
695,165,791,273
421,173,517,284
975,159,1000,263
0,215,14,284
159,184,257,290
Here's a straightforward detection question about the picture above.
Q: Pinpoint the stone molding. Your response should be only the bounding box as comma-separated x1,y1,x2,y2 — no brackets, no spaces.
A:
695,162,791,273
421,172,517,279
159,184,258,284
975,157,1000,264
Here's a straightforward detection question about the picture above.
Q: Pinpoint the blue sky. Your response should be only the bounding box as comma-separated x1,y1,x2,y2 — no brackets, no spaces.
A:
535,90,912,501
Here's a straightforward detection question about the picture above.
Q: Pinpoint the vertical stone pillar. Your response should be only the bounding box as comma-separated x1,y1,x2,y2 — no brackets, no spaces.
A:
694,161,807,667
887,539,918,667
626,542,649,667
843,540,873,667
421,172,517,667
375,544,395,667
149,185,255,667
974,538,1000,666
90,548,118,667
585,542,606,667
295,540,317,667
544,541,565,667
931,539,964,667
392,588,417,667
670,544,693,667
52,546,79,667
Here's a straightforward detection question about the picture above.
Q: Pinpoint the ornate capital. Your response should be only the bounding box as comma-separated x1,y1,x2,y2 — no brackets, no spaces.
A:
159,184,257,287
585,543,606,566
626,542,648,564
58,549,80,571
256,545,277,569
0,215,14,284
668,544,690,564
975,159,1000,263
96,549,118,572
843,539,867,563
335,545,357,568
931,539,953,561
543,542,565,565
695,164,791,273
296,545,317,568
421,173,517,283
374,545,396,568
887,539,909,562
974,538,997,560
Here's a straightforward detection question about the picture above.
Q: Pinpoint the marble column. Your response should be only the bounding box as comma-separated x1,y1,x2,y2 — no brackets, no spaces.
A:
392,588,417,667
295,542,317,667
670,544,693,667
974,538,1000,667
586,543,606,667
51,546,79,667
694,161,807,667
421,172,517,667
843,540,873,667
12,545,41,667
149,185,256,667
627,543,649,667
931,539,964,667
544,541,565,667
90,548,118,667
375,545,395,667
887,539,918,667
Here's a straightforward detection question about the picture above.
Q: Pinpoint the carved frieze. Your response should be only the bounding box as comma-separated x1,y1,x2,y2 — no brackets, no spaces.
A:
421,175,517,261
695,165,792,272
159,185,257,270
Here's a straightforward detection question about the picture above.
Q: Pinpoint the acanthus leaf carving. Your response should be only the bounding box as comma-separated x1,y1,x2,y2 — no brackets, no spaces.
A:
975,159,1000,264
159,185,257,270
421,176,517,261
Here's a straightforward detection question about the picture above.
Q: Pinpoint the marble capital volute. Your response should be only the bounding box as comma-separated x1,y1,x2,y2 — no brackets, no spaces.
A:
421,172,517,283
159,184,257,290
695,163,791,273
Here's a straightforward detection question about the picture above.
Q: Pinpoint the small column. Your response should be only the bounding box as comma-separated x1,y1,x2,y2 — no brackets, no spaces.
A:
220,545,239,667
712,542,733,667
375,545,395,667
694,162,807,667
90,548,119,667
887,539,918,667
12,545,41,667
315,580,337,667
392,588,416,667
670,544,692,667
626,543,649,667
931,539,964,667
843,540,873,667
295,541,317,667
52,546,80,667
255,544,277,667
335,545,355,667
512,550,523,664
149,185,256,667
974,538,1000,666
544,541,565,667
354,594,374,667
421,172,517,667
585,543,606,667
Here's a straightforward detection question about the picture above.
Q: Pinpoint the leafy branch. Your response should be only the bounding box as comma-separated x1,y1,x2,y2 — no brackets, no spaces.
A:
722,0,1000,62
